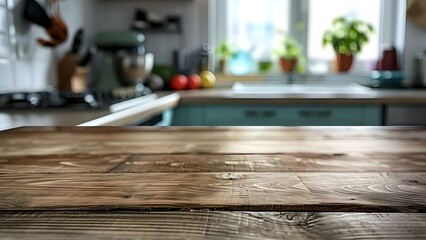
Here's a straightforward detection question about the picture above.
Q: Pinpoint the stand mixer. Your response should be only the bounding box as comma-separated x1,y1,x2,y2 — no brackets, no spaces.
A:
94,31,154,92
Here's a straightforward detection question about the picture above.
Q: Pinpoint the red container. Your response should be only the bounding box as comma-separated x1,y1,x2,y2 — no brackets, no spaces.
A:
376,47,399,71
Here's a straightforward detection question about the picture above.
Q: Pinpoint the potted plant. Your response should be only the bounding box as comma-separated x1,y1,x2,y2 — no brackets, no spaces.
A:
215,40,236,74
323,17,374,72
275,32,304,73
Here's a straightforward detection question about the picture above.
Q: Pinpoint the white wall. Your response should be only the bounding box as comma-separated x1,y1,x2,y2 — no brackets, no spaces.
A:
0,0,56,92
56,0,98,58
0,0,98,93
0,0,15,92
403,21,426,85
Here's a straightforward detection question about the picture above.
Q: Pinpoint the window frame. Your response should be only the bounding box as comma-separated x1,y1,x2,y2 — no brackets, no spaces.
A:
209,0,405,74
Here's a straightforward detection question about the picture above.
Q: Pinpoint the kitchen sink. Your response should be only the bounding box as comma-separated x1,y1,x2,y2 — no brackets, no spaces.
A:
232,82,372,95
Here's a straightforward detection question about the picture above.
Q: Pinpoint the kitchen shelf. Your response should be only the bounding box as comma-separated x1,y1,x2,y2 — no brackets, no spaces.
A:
131,27,184,49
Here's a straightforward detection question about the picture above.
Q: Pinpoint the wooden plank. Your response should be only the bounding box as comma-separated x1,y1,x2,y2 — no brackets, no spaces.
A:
0,211,425,240
0,155,129,174
0,127,425,238
298,172,426,212
2,127,425,141
112,154,426,173
0,173,424,212
0,139,425,156
1,127,425,156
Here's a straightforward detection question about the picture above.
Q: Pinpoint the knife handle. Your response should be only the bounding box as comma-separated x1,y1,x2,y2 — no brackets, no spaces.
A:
72,29,84,54
79,47,97,67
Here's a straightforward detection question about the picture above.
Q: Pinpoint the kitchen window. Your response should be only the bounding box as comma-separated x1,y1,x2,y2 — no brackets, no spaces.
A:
226,0,290,54
210,0,402,74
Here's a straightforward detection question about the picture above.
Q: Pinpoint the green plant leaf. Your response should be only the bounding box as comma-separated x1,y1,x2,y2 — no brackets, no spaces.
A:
333,16,347,25
274,31,304,59
322,16,374,55
215,40,236,59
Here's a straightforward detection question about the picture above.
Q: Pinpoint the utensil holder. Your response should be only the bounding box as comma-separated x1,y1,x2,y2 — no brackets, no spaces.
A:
70,67,89,93
58,53,89,93
58,53,78,92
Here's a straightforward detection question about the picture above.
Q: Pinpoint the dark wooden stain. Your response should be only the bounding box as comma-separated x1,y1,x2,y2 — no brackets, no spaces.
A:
0,127,425,239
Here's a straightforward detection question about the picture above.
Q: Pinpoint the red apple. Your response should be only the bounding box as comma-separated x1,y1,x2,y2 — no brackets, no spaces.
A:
187,74,201,90
169,75,188,91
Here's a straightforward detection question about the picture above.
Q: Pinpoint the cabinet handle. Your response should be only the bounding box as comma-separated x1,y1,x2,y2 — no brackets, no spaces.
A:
262,110,277,118
317,110,332,118
243,110,277,118
299,110,314,118
244,110,259,118
298,110,333,118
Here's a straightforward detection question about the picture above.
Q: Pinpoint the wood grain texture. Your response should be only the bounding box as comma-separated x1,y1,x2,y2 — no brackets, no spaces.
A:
7,153,425,174
0,155,129,173
0,211,425,240
1,127,425,157
0,127,425,239
112,154,426,173
0,139,425,157
3,126,426,140
0,172,424,212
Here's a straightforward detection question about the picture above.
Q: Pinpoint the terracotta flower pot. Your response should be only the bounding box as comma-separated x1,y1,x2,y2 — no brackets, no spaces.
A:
334,53,354,72
279,58,297,73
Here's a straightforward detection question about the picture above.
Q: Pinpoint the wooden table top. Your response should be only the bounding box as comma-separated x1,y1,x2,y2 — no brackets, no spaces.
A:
0,127,425,239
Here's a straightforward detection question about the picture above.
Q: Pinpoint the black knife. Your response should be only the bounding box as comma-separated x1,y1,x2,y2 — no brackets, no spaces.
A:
79,47,97,67
71,29,84,54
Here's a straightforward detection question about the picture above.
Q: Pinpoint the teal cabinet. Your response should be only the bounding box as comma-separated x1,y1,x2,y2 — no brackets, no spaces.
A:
172,104,382,126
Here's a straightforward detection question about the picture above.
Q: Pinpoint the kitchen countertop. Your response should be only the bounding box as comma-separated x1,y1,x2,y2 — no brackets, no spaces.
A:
178,88,426,105
0,126,425,239
0,93,179,131
0,109,109,131
0,88,425,131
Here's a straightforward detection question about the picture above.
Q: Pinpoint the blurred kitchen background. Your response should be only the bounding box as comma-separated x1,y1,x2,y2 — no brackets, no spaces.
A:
0,0,425,130
2,0,424,89
0,0,209,91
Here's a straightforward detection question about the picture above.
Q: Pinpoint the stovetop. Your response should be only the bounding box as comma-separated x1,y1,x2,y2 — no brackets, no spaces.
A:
0,86,154,110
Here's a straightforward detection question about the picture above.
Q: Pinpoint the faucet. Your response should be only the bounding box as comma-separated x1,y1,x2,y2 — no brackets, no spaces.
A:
287,73,295,84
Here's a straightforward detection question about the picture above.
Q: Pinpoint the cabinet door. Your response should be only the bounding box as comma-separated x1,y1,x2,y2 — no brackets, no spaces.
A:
171,105,205,126
386,106,426,126
204,105,284,126
172,105,382,126
204,105,381,126
278,106,382,126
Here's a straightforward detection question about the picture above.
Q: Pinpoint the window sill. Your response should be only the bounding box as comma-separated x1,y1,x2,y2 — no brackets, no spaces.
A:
216,72,371,81
215,72,377,88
